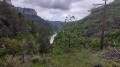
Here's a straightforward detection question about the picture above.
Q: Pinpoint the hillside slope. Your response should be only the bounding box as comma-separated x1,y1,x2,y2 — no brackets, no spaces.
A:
32,51,120,67
0,1,51,66
24,14,58,31
55,0,120,51
74,0,120,37
16,7,57,31
48,21,63,29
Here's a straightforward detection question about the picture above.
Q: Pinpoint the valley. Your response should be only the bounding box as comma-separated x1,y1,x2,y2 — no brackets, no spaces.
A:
0,0,120,67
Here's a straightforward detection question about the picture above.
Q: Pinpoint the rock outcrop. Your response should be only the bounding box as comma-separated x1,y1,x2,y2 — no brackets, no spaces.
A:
16,7,37,16
6,0,11,4
0,0,12,4
0,0,37,16
101,47,120,62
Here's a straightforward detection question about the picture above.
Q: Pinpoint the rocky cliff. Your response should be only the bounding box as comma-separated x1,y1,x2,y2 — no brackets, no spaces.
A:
6,0,11,4
0,0,12,4
16,7,37,16
0,0,57,31
0,0,37,16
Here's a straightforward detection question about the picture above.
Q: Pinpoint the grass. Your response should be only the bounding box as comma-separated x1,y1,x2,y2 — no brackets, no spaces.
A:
31,50,120,67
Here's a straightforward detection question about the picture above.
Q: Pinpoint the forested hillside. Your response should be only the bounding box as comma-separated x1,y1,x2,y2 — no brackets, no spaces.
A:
50,0,120,66
55,0,120,51
16,7,58,32
48,21,75,29
0,1,52,66
24,14,58,31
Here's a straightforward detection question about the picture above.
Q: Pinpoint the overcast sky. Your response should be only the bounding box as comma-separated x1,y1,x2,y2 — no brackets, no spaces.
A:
12,0,114,21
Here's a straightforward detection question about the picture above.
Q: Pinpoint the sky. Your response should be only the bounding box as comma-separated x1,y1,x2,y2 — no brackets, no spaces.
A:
11,0,114,21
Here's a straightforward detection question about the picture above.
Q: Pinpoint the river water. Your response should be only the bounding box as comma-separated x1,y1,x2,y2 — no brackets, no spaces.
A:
50,33,57,44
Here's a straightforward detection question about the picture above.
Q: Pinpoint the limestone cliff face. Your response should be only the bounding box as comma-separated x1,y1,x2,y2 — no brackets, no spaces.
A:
16,7,37,16
0,0,12,4
0,0,37,16
6,0,11,4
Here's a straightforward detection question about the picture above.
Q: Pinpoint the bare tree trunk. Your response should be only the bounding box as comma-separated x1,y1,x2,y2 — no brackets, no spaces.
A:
68,36,71,48
101,0,107,50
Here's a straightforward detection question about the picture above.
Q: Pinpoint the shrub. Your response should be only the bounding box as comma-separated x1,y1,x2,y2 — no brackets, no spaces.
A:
31,56,41,64
93,64,103,67
16,32,25,40
90,40,100,50
63,47,75,53
31,56,50,64
53,45,63,55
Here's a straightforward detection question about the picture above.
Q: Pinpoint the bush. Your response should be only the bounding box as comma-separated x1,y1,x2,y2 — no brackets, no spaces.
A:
90,40,100,50
113,42,120,47
0,49,7,57
63,47,75,53
53,45,63,55
16,32,25,40
31,56,41,64
93,64,103,67
31,56,50,64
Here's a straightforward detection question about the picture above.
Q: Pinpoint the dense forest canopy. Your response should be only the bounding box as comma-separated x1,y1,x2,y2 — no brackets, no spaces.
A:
0,1,52,66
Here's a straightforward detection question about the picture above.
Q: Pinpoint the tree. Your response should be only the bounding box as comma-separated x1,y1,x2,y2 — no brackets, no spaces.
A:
37,35,50,54
64,15,75,48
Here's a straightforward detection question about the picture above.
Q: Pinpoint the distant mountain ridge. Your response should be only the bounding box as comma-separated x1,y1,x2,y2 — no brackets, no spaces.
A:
48,21,63,29
48,21,75,29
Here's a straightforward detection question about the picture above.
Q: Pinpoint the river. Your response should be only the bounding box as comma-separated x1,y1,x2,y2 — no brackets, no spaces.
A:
50,33,57,44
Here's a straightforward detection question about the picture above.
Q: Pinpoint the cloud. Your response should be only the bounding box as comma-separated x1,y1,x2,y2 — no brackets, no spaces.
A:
12,0,114,21
23,0,82,10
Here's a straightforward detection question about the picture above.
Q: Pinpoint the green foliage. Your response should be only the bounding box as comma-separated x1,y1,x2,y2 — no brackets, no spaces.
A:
82,18,101,26
28,33,35,40
113,0,120,4
54,0,120,54
0,0,120,66
0,2,52,67
16,32,25,40
53,44,63,55
31,56,41,64
32,52,120,67
106,30,120,48
25,14,58,32
0,49,7,57
90,40,100,49
10,39,22,53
